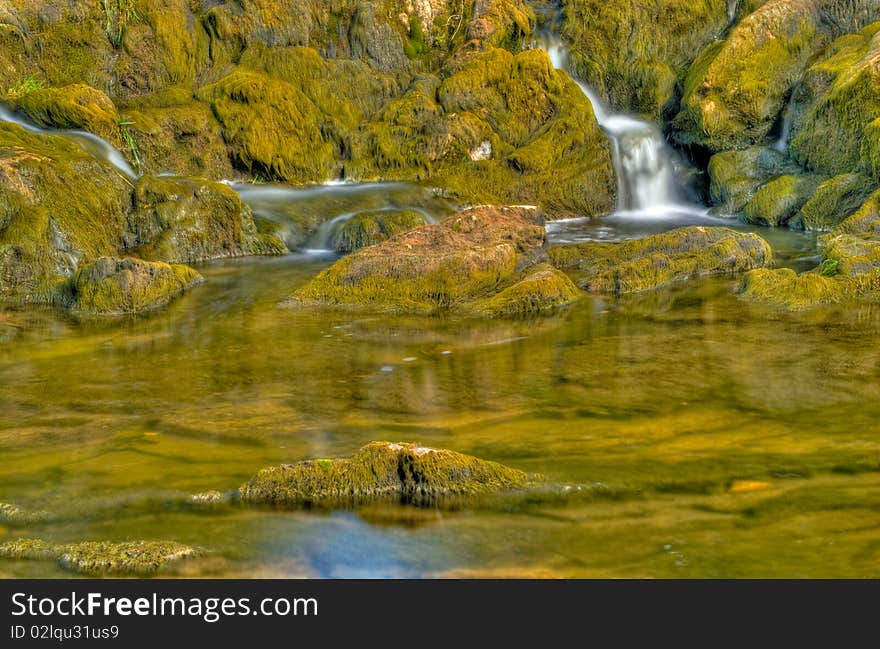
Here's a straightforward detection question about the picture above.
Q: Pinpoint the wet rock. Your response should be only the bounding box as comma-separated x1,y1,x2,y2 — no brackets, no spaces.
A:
707,146,796,216
0,539,60,560
550,226,773,294
289,205,580,316
126,175,286,263
65,257,202,316
473,264,583,317
674,0,880,152
239,441,539,508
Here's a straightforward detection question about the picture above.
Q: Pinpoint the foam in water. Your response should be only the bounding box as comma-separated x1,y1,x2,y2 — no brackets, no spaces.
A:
538,36,703,217
0,105,138,180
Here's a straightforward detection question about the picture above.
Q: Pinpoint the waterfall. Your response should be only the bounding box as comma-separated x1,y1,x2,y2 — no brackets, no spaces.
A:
540,37,697,216
774,99,796,153
0,106,138,180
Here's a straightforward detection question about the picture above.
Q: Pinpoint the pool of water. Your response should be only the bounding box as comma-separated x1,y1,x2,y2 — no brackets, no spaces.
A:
1,192,878,578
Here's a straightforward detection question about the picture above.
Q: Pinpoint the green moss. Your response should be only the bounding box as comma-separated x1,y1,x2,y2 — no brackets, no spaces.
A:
0,539,61,560
5,76,45,99
473,264,583,317
835,189,880,236
289,205,548,315
550,226,773,294
60,541,196,575
563,0,730,118
65,256,202,316
101,0,140,47
239,441,540,508
743,173,824,227
404,15,428,59
0,122,132,302
792,173,878,231
738,267,849,309
789,23,880,181
332,209,426,253
674,2,878,151
13,84,121,145
126,175,286,263
707,147,791,215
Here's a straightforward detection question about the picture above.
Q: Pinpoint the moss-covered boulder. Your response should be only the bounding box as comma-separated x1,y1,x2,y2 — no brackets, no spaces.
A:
239,441,539,508
65,257,202,316
707,146,796,215
0,122,132,302
549,226,773,294
332,209,426,253
836,189,880,236
348,47,616,217
562,0,731,118
789,23,880,182
289,205,580,315
673,0,880,152
0,538,197,575
472,264,583,317
791,173,878,231
0,502,50,526
738,267,849,309
126,175,286,262
743,173,825,227
11,83,121,144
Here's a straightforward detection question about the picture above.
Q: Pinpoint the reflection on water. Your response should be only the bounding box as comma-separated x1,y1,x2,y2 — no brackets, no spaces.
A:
0,212,879,578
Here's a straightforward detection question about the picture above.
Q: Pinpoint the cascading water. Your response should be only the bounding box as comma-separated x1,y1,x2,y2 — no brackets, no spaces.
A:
0,105,138,180
540,38,702,217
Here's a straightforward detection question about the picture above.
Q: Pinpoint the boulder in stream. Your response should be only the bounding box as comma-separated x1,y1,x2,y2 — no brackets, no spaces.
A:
239,441,540,508
0,539,198,575
288,205,583,316
550,226,773,294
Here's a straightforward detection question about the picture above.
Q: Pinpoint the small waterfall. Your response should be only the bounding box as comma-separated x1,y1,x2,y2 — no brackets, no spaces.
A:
0,105,138,180
774,100,796,153
540,38,688,215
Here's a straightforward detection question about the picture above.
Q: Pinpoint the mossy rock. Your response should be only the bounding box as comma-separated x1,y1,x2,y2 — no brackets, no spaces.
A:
789,23,880,182
738,267,848,309
12,83,121,145
743,173,825,227
707,146,796,215
673,0,880,152
792,173,878,231
549,226,773,294
288,205,553,315
562,0,731,118
473,264,583,317
126,175,286,263
65,256,202,316
0,122,132,303
348,47,615,217
0,538,197,575
239,441,540,508
119,95,235,178
332,209,426,253
835,188,880,236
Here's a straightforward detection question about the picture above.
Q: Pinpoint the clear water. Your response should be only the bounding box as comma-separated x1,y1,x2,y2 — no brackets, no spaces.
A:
1,204,878,578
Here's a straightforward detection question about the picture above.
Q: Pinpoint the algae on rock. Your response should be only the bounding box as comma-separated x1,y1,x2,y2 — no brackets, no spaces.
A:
550,226,773,294
239,441,539,508
65,256,203,316
289,205,581,316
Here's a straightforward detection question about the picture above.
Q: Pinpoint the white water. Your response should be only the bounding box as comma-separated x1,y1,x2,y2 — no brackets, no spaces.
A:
541,38,702,217
0,105,138,180
774,100,796,153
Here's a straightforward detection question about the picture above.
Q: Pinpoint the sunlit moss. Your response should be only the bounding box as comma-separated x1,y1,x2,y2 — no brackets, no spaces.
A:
473,264,583,317
239,441,540,508
550,226,773,294
332,210,425,253
743,174,824,227
792,173,878,231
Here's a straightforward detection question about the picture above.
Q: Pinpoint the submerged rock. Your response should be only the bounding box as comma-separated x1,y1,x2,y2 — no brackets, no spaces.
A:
239,441,539,508
65,257,203,316
0,502,51,526
550,226,773,294
289,205,582,316
0,538,197,575
126,175,286,262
